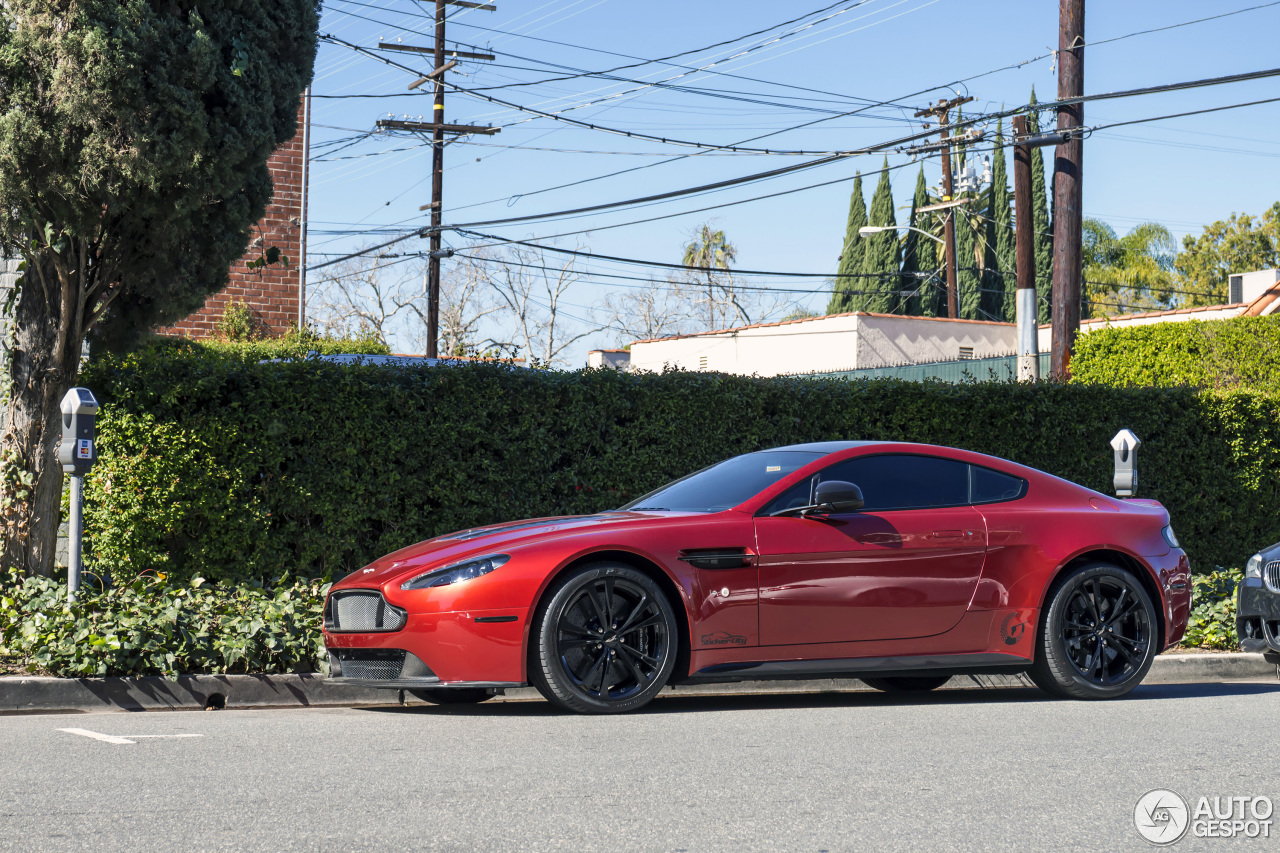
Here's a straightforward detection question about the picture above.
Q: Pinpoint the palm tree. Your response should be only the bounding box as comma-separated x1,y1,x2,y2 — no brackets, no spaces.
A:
682,223,743,329
1083,219,1178,317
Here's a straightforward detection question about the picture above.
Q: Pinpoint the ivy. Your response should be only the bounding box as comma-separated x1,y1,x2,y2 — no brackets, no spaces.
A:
0,572,329,677
1181,567,1242,650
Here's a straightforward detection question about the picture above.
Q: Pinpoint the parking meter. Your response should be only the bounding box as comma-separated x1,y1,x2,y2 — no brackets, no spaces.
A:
58,388,99,475
1110,429,1141,498
58,388,98,601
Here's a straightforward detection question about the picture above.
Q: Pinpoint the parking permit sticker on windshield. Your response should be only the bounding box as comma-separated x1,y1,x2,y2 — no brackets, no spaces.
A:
766,466,781,472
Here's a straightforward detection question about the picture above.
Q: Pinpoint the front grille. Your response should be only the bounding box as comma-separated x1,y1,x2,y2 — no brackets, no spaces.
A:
1265,560,1280,593
332,649,406,680
325,590,407,632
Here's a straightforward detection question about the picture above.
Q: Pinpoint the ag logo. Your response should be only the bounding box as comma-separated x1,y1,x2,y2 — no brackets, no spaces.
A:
999,613,1028,646
1134,789,1190,845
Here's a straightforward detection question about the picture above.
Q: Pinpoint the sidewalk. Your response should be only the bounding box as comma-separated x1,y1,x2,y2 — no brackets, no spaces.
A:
2,652,1275,714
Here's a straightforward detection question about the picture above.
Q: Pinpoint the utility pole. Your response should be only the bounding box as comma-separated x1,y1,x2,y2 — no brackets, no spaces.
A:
1050,0,1085,380
914,96,972,319
374,0,497,357
1012,115,1039,382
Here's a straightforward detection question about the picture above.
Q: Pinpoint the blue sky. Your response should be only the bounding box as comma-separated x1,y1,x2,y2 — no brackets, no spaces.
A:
306,0,1280,363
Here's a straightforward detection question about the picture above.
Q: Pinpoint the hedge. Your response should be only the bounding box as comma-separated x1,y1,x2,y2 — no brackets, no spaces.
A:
69,346,1280,586
1071,314,1280,392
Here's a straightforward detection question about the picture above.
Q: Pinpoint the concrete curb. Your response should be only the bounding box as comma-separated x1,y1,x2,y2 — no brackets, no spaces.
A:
1,653,1275,715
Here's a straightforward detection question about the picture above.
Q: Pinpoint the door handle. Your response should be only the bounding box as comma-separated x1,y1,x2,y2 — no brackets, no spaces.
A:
932,530,964,540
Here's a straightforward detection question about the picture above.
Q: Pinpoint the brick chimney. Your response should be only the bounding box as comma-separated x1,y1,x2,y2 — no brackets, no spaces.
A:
165,93,310,338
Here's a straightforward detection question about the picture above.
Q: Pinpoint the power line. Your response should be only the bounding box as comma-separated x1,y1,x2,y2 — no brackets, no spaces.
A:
321,32,941,155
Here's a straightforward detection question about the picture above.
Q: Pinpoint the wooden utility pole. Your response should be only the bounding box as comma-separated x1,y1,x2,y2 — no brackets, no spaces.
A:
374,0,496,357
1012,115,1039,382
914,95,972,319
1050,0,1085,380
426,0,447,358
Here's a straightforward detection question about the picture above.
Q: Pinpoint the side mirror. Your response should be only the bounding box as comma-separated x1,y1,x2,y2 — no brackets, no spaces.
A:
814,480,864,513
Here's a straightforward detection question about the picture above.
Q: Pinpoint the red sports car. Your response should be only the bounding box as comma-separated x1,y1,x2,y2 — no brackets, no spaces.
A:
323,441,1191,713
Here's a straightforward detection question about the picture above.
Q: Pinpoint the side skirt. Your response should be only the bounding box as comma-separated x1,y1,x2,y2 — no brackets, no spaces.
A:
683,652,1029,685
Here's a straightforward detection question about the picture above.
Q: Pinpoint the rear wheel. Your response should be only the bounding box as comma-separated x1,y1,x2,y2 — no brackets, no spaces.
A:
860,675,951,693
409,688,492,705
530,563,678,714
1029,563,1158,700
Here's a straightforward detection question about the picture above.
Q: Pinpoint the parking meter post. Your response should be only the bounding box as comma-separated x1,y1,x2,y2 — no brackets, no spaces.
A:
1110,429,1141,498
68,476,83,602
58,388,99,602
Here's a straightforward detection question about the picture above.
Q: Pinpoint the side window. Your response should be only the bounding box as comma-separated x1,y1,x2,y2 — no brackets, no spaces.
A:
970,465,1026,504
820,454,968,511
760,477,816,515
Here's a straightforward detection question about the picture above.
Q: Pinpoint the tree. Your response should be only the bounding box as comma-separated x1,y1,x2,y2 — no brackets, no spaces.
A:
986,119,1017,322
0,1,319,575
1083,219,1179,317
860,159,901,313
1028,89,1054,324
485,244,602,366
308,251,410,346
1175,202,1280,306
901,167,940,316
432,252,506,358
597,274,701,344
952,132,982,320
827,172,867,314
682,223,748,330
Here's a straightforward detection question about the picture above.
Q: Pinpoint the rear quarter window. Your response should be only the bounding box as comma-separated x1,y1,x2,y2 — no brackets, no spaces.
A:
970,465,1027,504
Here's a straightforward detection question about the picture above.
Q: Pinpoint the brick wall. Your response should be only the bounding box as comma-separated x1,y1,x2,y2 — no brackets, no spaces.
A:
165,95,309,339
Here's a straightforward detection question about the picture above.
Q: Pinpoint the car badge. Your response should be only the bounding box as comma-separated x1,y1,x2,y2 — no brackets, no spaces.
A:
363,568,375,574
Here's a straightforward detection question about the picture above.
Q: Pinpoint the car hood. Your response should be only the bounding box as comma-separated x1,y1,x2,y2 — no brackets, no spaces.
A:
332,511,691,589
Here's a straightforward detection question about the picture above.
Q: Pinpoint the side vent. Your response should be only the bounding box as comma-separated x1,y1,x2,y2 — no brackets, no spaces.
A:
678,548,755,570
1229,275,1244,305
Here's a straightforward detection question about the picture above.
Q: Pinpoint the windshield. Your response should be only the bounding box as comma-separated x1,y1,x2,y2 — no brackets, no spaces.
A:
619,451,824,513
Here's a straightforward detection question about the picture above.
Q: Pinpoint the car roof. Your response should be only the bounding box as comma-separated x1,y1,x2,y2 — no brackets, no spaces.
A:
761,441,890,453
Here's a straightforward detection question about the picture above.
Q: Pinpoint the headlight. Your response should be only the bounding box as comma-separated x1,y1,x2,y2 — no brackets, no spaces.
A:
1246,553,1263,580
1161,526,1180,549
400,554,509,590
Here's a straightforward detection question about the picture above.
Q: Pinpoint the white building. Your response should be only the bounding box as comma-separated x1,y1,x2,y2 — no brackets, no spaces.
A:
626,311,1018,377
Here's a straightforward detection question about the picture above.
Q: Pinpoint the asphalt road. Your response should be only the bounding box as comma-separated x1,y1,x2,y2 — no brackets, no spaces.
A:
2,680,1277,852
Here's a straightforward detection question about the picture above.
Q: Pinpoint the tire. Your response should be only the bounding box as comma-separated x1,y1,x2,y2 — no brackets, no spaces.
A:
1029,562,1159,700
530,562,678,714
409,688,492,705
860,675,951,693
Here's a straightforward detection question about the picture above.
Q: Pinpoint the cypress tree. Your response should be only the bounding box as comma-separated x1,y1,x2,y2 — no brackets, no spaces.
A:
988,119,1017,321
953,126,981,319
902,166,939,316
827,172,867,313
1029,88,1054,324
861,158,901,313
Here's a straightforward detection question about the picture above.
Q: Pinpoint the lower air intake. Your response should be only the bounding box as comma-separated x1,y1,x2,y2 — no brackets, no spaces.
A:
332,649,407,680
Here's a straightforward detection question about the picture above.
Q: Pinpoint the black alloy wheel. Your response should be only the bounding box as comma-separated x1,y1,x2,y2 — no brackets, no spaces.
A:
860,675,951,693
409,688,492,705
531,563,678,714
1030,562,1159,700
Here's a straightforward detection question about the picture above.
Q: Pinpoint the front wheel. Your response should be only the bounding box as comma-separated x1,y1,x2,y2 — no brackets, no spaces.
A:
860,675,951,693
530,563,678,714
1029,563,1158,700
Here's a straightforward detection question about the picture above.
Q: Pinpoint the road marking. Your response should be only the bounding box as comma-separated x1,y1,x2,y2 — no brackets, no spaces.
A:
57,728,203,745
